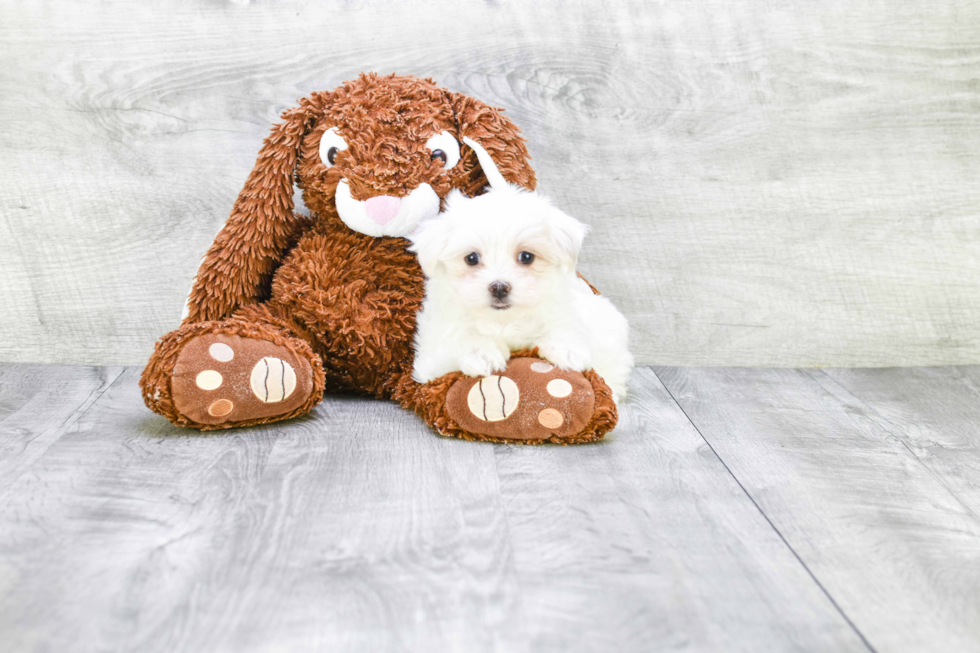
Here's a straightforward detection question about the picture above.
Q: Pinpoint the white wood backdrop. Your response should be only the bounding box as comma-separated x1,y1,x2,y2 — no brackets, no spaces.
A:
2,0,979,367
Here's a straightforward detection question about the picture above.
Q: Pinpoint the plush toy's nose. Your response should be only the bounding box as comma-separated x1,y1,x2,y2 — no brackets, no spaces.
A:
364,195,403,225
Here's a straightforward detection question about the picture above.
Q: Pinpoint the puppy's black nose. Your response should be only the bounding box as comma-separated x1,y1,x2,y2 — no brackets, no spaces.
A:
489,281,511,300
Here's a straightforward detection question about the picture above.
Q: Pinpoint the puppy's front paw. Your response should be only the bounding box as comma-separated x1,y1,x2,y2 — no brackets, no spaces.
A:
538,340,593,372
460,347,509,378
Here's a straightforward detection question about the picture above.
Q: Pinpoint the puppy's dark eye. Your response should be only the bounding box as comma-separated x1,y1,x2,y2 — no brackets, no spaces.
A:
431,149,447,166
518,251,535,265
326,146,339,165
465,252,480,266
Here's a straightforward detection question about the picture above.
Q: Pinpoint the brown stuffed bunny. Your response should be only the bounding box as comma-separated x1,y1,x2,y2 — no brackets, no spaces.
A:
140,73,617,443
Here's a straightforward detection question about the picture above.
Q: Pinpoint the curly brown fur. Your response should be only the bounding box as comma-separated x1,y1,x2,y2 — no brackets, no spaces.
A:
184,74,534,325
392,348,617,444
141,304,326,430
142,73,617,444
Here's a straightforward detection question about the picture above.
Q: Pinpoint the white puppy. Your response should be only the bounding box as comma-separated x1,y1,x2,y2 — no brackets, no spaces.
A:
409,138,633,402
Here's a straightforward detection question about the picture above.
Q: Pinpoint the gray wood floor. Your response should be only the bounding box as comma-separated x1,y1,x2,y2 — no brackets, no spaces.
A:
1,364,979,652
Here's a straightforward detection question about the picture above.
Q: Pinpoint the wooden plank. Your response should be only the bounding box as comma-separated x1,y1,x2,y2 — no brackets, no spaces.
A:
0,365,872,652
151,395,518,653
656,366,980,653
490,368,868,652
0,362,70,421
0,367,286,653
2,0,980,367
0,362,123,499
820,366,980,520
0,367,515,652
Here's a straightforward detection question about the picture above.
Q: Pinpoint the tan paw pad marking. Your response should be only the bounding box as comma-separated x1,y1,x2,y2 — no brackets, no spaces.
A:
538,408,564,429
531,362,554,373
467,375,520,422
195,370,223,390
209,342,235,362
208,399,234,417
546,378,572,398
250,357,297,403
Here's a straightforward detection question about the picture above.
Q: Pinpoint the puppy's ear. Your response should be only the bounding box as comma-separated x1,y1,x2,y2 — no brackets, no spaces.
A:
184,102,314,323
409,217,452,278
442,188,468,214
545,206,589,271
448,93,536,194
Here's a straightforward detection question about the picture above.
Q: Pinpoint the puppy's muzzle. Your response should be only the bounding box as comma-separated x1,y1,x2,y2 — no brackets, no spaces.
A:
489,281,511,309
489,281,511,300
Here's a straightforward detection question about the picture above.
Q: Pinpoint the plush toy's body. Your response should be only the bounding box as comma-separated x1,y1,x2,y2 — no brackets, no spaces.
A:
141,73,617,443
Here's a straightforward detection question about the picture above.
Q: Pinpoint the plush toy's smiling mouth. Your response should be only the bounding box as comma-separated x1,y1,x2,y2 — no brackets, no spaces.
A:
335,180,441,238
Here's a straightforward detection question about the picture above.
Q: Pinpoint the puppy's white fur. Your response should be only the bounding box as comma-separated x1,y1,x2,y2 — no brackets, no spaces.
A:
409,184,633,402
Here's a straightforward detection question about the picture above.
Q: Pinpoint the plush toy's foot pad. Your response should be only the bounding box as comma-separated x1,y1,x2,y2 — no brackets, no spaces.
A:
445,357,596,441
171,333,314,426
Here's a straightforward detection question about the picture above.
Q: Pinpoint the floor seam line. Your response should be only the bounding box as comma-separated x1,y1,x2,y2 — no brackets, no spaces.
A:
0,366,121,430
812,369,980,525
651,367,879,653
62,366,129,432
4,365,127,437
0,366,127,505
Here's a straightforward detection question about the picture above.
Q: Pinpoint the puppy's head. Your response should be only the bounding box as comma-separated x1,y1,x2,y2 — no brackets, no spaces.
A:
410,186,588,314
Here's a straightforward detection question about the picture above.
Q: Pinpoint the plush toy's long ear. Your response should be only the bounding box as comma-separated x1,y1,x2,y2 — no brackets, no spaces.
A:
448,93,536,193
183,105,312,323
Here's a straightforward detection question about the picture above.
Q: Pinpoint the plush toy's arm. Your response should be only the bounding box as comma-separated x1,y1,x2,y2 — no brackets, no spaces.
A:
183,107,311,324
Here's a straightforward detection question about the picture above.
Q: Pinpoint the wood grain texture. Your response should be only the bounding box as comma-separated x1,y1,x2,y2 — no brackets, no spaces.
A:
0,362,123,499
0,365,872,652
656,365,980,653
0,368,287,653
2,0,980,367
491,367,867,652
165,394,517,652
820,366,980,521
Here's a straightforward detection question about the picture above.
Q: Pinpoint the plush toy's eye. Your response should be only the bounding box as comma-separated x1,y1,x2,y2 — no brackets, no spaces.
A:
319,127,348,168
465,252,480,266
425,131,461,169
518,251,535,265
